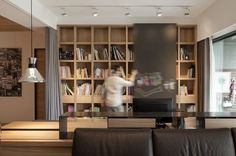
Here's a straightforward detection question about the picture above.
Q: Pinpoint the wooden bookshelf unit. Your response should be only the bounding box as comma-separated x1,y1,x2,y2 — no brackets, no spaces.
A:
176,25,198,111
58,25,197,113
58,25,135,112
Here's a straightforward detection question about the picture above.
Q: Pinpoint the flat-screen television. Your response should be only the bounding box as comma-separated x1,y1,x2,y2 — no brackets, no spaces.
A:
133,98,174,124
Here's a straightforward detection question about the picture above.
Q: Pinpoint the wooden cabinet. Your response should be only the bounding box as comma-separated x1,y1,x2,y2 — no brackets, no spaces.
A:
58,24,197,113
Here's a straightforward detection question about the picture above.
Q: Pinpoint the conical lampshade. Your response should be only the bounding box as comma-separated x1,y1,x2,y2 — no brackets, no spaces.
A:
19,57,44,83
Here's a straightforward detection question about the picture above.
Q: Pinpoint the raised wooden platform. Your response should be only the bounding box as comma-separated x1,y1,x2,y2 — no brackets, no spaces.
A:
0,121,72,156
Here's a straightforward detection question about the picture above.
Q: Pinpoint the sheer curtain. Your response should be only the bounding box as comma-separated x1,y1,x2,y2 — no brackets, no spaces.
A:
45,27,63,120
209,37,218,111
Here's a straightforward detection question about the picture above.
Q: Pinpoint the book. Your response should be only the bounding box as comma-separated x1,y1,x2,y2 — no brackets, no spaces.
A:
59,66,72,78
77,83,91,96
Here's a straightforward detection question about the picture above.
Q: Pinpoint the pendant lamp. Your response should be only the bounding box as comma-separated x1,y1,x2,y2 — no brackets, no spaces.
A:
19,0,44,83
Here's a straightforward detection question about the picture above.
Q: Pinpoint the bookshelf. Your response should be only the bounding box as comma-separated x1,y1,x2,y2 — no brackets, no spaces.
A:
58,25,135,112
58,24,197,113
176,25,198,111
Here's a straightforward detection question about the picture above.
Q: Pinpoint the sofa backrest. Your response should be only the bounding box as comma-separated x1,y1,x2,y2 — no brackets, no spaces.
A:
153,128,235,156
72,128,153,156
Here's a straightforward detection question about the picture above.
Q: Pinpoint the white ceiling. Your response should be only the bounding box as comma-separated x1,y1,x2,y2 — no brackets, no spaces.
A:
39,0,216,18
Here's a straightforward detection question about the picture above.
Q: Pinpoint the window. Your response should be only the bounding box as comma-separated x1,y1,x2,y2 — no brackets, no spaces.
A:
211,33,236,112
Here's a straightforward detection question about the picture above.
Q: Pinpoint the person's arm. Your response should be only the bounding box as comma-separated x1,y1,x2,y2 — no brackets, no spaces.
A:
128,70,138,81
118,70,138,87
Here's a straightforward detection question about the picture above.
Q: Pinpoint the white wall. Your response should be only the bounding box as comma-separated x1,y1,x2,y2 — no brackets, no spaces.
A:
0,0,57,29
197,0,236,41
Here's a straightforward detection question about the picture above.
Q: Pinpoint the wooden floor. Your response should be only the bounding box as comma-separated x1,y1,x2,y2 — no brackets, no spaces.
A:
0,121,72,156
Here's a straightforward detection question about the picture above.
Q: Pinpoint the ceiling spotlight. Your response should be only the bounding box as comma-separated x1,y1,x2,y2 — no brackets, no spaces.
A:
92,8,99,17
184,7,190,16
156,8,162,17
124,8,131,16
60,7,68,16
61,12,68,16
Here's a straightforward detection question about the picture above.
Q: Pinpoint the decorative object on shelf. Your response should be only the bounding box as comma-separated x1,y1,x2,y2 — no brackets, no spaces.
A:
59,48,73,60
0,48,22,96
18,0,44,83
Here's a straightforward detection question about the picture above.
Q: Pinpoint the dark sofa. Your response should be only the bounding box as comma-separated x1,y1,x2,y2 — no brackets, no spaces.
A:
72,128,236,156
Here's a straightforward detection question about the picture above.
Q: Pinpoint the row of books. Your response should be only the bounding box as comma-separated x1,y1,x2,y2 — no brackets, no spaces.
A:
94,68,109,78
76,68,89,78
59,66,72,78
94,84,105,95
76,48,92,60
110,46,125,60
77,83,91,96
93,48,109,60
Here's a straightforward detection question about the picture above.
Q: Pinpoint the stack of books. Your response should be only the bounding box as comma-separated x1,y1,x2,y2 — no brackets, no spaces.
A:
76,68,89,78
77,83,91,96
110,46,125,60
59,66,72,78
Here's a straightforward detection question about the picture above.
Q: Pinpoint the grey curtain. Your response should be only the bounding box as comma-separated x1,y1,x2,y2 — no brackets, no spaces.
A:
45,27,63,120
197,38,210,112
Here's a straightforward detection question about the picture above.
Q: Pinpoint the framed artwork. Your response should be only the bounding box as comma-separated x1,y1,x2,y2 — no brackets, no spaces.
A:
0,48,22,96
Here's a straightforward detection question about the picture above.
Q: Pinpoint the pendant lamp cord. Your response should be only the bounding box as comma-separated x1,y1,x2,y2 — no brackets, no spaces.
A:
31,0,34,57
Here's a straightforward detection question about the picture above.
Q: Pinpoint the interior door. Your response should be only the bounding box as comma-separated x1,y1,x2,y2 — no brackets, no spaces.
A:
35,49,46,120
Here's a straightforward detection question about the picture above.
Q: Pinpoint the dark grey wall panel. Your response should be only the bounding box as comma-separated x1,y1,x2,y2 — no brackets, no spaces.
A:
134,24,177,102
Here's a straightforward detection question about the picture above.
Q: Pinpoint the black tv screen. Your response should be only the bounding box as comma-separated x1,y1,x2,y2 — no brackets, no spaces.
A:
133,98,174,112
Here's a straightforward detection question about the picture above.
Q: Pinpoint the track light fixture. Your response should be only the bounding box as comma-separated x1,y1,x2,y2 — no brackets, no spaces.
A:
156,8,162,17
92,8,98,17
124,8,131,16
60,8,68,16
184,7,190,16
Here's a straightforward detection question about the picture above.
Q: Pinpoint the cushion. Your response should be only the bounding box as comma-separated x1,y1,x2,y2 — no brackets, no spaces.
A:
153,128,235,156
72,128,153,156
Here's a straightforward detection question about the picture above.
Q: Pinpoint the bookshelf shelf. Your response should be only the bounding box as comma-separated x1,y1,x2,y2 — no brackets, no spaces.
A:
179,60,195,63
179,42,195,45
61,78,74,80
178,78,196,80
93,60,109,63
110,42,126,45
94,42,109,45
59,60,74,63
60,42,74,45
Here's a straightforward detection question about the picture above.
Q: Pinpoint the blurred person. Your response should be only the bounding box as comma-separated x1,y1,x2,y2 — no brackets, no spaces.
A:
103,66,138,112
